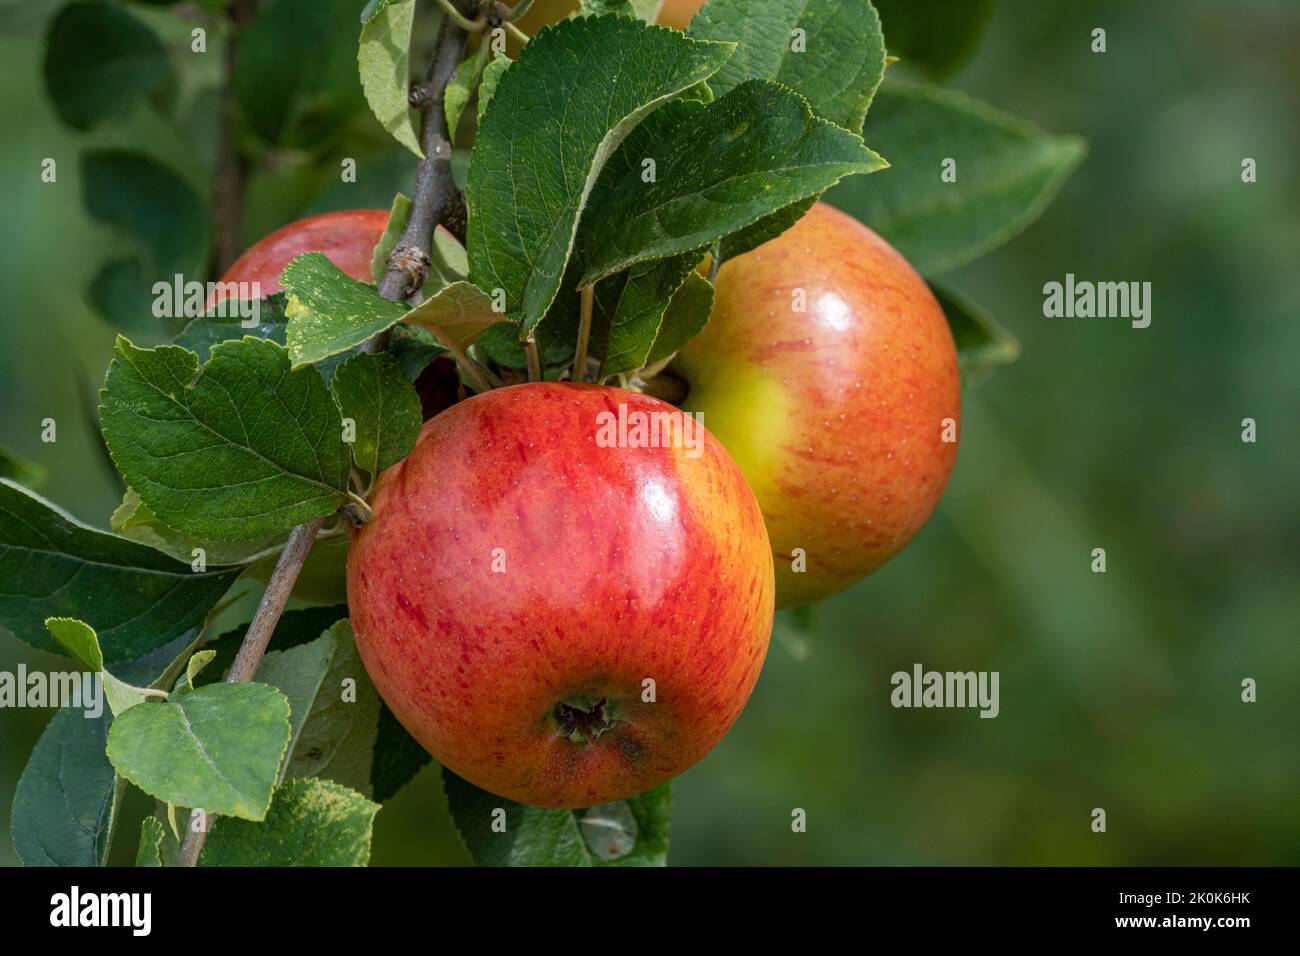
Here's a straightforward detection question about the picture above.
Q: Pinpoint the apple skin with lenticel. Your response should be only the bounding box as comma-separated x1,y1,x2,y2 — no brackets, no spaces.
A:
347,382,775,808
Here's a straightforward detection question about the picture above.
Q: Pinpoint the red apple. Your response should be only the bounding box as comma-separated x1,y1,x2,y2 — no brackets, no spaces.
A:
207,208,390,309
673,202,961,608
347,382,774,808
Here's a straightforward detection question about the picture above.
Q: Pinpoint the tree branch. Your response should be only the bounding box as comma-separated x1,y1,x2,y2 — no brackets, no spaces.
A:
377,7,473,301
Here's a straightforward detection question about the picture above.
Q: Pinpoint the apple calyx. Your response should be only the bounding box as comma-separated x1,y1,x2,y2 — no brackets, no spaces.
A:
552,696,619,745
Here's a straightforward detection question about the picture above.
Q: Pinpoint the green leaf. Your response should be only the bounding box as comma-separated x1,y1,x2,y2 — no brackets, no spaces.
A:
332,353,423,476
43,616,102,671
110,487,284,567
106,681,292,820
173,293,291,362
11,708,119,866
444,41,488,138
358,0,423,156
427,226,471,291
932,284,1022,386
574,79,885,286
590,252,703,378
0,479,239,661
824,80,1086,276
645,271,714,365
466,14,733,330
687,0,886,133
370,193,411,285
474,319,574,372
0,445,45,488
475,55,510,126
632,0,665,19
282,253,409,367
135,817,164,867
239,0,368,149
198,778,379,866
44,617,166,715
371,703,432,803
443,768,672,866
100,336,351,541
182,650,217,689
873,0,992,76
43,1,172,131
387,323,448,381
81,152,209,320
85,259,159,334
402,280,507,348
255,620,381,796
717,194,817,263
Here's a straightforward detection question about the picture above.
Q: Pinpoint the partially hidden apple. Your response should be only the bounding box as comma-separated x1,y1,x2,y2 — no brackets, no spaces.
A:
348,382,775,808
510,0,704,51
656,0,705,29
208,208,390,309
674,202,961,608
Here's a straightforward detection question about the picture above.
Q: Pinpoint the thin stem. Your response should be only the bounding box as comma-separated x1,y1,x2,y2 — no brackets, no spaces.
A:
707,242,722,284
435,0,486,31
174,514,327,867
573,284,594,384
504,0,535,23
345,492,375,523
502,19,529,45
427,325,504,392
377,10,473,300
524,333,542,383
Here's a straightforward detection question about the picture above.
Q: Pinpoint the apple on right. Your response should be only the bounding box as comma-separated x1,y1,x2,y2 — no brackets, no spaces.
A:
673,202,961,608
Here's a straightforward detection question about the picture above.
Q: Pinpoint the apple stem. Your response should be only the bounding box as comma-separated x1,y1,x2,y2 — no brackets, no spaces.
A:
707,242,722,284
502,0,534,24
524,332,542,382
574,284,595,384
434,0,486,32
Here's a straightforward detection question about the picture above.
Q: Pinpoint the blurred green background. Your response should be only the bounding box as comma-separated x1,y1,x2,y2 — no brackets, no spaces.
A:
2,0,1297,866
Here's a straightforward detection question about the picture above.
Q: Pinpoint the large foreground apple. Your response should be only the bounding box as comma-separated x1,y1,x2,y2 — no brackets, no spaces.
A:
674,202,961,608
348,382,774,808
